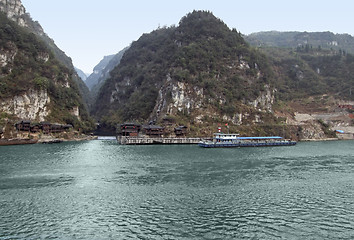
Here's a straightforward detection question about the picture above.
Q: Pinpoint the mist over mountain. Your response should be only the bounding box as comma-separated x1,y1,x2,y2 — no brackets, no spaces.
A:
75,67,88,81
85,55,115,90
88,47,129,103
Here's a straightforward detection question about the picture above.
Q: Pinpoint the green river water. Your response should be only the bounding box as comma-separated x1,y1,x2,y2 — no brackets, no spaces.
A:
0,139,354,239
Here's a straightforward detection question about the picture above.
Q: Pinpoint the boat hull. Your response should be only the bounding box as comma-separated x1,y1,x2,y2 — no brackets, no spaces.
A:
198,141,297,148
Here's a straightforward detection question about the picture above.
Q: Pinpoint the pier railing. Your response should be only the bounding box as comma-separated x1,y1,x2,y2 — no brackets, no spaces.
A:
117,136,201,145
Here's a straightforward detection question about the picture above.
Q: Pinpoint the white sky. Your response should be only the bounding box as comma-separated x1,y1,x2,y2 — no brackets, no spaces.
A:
21,0,354,74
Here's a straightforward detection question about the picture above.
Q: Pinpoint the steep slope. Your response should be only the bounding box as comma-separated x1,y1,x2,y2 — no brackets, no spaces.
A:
253,46,354,140
93,11,276,134
262,47,354,101
89,47,129,102
0,11,93,131
75,67,87,82
85,54,115,90
0,0,92,109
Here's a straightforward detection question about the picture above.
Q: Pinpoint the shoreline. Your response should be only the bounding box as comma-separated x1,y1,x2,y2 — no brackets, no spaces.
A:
0,134,98,146
1,135,353,146
299,138,339,142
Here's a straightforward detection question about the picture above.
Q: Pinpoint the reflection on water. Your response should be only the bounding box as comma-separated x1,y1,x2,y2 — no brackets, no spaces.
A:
1,140,354,239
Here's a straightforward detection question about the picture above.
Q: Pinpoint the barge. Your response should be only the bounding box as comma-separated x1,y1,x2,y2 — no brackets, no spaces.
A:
198,133,296,148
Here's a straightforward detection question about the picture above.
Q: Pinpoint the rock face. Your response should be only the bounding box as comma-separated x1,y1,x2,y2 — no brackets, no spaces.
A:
0,0,26,27
0,42,17,68
86,47,129,106
85,55,115,90
0,0,91,109
0,89,50,121
249,85,275,112
0,1,93,131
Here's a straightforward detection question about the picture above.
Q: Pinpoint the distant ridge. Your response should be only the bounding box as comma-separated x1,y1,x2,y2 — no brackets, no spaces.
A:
245,31,354,54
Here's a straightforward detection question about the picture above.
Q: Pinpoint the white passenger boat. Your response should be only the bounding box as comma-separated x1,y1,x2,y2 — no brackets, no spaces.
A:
198,133,296,148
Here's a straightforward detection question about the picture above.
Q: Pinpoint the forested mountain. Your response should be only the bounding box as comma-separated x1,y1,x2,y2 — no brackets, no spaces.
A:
0,2,94,131
262,47,354,101
246,31,354,54
92,11,277,134
0,0,92,109
1,1,352,139
243,31,354,101
92,11,353,137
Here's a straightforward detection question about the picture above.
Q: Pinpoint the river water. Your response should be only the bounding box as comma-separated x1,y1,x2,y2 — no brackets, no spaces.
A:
0,140,354,239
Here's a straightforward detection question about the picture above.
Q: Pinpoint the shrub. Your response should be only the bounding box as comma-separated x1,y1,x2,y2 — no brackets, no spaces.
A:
33,77,49,90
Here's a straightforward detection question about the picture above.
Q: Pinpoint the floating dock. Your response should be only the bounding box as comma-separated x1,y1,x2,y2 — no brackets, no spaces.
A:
117,136,201,145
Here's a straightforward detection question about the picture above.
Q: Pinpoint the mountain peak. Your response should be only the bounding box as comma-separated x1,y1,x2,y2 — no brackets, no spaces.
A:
177,10,234,43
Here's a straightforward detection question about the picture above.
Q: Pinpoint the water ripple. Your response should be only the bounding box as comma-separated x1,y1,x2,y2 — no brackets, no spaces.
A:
1,140,354,239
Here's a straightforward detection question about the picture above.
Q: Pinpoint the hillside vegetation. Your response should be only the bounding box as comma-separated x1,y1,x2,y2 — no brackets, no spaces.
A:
246,31,354,54
264,46,354,101
93,11,275,132
91,11,354,138
0,12,94,131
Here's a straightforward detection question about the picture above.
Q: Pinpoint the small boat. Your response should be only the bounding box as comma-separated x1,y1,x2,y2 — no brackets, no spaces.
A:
198,133,296,148
0,138,38,146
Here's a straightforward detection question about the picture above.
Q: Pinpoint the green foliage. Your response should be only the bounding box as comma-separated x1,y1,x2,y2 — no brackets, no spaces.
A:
92,11,353,132
317,119,337,138
93,10,275,125
246,31,354,54
122,87,158,121
33,77,49,90
0,12,94,130
260,46,354,101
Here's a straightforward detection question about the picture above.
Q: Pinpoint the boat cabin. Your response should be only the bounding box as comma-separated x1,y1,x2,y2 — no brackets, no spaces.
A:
213,133,284,143
214,133,239,140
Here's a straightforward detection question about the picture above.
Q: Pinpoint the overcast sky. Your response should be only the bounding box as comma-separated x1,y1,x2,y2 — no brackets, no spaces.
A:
21,0,354,74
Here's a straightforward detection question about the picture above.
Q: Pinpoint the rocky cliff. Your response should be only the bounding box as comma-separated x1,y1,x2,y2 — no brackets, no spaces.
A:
0,0,91,108
85,55,115,91
0,3,94,133
0,0,26,26
86,47,129,106
0,89,50,121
